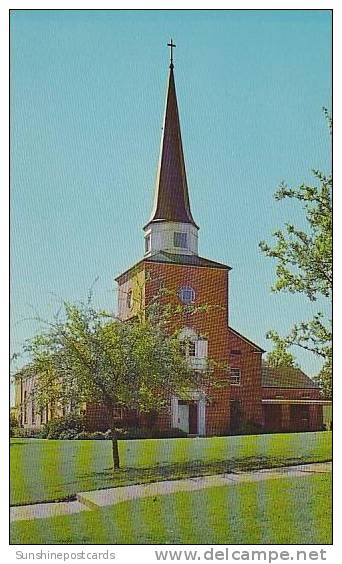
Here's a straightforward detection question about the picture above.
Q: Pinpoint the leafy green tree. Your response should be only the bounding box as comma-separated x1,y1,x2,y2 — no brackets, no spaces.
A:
265,334,298,369
259,110,332,397
25,296,218,469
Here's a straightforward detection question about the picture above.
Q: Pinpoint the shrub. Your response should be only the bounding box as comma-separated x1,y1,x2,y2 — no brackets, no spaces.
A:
74,431,107,440
11,427,42,439
10,413,19,437
40,413,87,439
74,431,92,440
231,420,264,436
117,426,156,439
91,431,107,440
155,428,188,439
106,426,188,440
58,429,79,440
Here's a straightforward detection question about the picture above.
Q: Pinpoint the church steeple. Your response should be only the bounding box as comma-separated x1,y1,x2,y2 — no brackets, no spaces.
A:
144,41,199,257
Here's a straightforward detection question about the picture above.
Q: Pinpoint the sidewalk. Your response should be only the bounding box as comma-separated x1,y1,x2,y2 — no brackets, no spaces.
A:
10,461,331,522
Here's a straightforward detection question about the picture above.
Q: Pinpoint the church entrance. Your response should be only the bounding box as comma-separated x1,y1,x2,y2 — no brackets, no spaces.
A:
172,394,205,436
189,402,198,434
178,400,198,435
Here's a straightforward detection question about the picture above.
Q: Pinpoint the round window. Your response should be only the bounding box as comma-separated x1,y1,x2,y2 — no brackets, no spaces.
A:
179,286,195,305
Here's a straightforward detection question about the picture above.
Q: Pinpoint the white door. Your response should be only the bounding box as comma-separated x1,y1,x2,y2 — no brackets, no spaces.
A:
178,404,189,433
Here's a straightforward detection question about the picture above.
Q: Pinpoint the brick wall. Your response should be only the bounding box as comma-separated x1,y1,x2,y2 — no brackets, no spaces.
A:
144,261,232,435
228,328,263,427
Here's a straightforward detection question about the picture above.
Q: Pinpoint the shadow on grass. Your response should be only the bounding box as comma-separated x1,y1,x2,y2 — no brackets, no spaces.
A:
71,455,326,491
12,454,332,507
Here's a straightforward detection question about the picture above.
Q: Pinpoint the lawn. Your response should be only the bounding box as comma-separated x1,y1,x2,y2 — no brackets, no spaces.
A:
10,431,331,506
10,473,332,544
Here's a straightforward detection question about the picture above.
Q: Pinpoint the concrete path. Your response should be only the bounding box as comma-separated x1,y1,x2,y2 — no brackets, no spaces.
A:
10,500,91,522
10,461,331,522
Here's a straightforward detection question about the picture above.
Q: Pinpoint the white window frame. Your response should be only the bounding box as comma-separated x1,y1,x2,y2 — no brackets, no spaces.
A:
145,234,151,254
230,368,241,386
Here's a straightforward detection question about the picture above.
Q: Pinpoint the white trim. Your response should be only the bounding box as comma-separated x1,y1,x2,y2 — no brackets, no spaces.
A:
198,398,206,436
171,391,206,436
262,399,331,405
171,396,178,428
196,339,208,359
144,221,199,256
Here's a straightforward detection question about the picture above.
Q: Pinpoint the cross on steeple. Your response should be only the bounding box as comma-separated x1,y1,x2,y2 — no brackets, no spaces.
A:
167,38,176,68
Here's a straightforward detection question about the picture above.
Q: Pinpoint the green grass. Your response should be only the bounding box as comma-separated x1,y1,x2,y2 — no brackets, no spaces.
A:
10,473,332,544
323,405,332,428
11,431,331,506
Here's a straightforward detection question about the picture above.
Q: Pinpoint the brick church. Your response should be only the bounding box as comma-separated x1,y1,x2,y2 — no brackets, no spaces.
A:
15,47,328,436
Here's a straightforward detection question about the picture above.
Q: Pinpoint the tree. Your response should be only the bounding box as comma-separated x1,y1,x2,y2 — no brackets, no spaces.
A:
264,333,298,369
259,109,332,397
25,295,219,469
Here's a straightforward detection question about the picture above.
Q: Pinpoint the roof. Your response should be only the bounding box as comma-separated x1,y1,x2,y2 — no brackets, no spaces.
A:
228,326,265,353
145,65,198,229
115,251,231,282
146,251,231,270
262,363,320,389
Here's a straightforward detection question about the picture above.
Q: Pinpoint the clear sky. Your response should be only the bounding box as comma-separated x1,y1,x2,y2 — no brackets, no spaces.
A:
10,9,332,376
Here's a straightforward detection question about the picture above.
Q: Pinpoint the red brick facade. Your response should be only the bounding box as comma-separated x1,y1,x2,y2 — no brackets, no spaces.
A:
107,256,325,437
79,257,266,437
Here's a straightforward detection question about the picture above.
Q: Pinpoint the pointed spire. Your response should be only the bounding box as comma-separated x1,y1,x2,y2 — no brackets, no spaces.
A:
146,43,198,229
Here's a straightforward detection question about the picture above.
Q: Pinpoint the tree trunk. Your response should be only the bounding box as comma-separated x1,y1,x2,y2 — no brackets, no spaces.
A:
106,404,120,469
111,428,120,469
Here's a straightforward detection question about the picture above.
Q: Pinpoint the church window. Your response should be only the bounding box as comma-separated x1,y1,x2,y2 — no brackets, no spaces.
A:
126,289,134,310
180,340,196,357
230,368,241,386
174,232,188,248
145,234,151,254
179,286,195,305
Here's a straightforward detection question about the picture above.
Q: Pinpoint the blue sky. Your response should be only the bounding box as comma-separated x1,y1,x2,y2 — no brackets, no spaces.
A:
10,9,331,376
